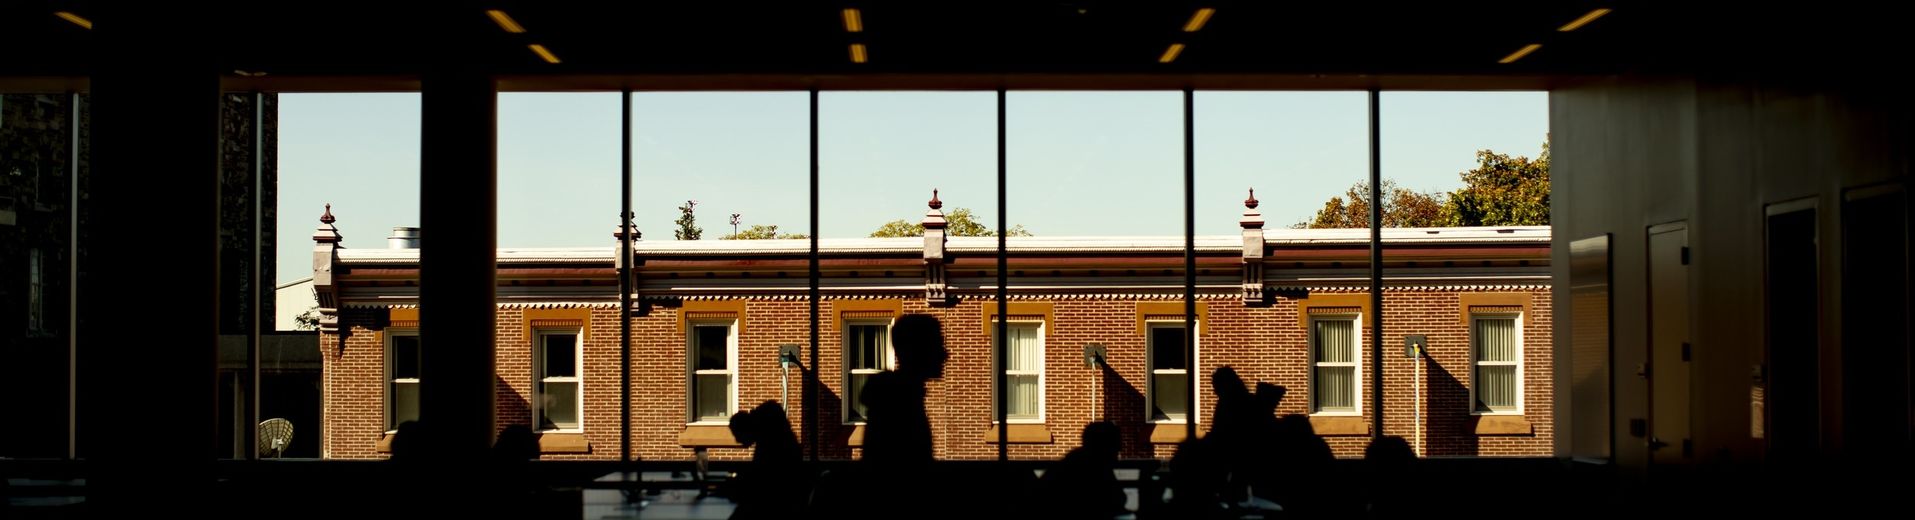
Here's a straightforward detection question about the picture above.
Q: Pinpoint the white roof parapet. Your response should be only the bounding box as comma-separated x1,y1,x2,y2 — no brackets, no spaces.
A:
332,227,1552,266
1262,226,1550,245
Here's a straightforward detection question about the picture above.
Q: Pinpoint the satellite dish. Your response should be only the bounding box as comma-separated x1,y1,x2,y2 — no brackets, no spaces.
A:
259,418,294,458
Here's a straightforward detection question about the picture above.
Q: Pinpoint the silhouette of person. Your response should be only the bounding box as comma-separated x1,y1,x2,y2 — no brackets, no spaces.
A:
1039,421,1127,519
726,400,806,519
384,421,434,517
1363,436,1418,518
388,420,427,463
489,424,544,515
1271,413,1339,516
493,424,540,463
1166,367,1294,517
858,313,947,468
845,313,948,516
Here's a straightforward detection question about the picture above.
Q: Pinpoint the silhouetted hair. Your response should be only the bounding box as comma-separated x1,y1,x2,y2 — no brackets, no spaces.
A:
389,420,424,461
1365,435,1415,465
1081,421,1121,458
890,313,948,379
494,424,539,462
727,400,805,519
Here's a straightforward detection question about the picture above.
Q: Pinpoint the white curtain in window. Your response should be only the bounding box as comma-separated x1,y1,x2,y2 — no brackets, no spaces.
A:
1006,325,1040,419
1314,319,1355,411
1476,318,1518,410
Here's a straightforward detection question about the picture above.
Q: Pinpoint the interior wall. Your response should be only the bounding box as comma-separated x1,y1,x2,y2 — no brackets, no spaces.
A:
1552,76,1911,472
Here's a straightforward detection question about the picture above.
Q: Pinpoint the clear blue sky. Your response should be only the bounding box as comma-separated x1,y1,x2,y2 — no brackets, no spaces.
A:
277,91,1545,283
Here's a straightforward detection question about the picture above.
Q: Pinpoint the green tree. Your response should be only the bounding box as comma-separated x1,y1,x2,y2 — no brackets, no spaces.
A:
1296,139,1549,228
1296,180,1448,228
869,207,1032,237
1441,141,1550,226
674,200,703,240
721,224,807,240
294,305,320,331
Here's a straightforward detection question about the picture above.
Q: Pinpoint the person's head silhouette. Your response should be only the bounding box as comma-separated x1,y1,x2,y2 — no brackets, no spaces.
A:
1080,421,1121,459
493,424,539,462
891,314,947,380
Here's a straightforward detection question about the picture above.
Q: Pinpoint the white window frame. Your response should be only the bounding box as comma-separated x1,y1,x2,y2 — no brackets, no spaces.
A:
1145,320,1200,424
384,329,420,433
841,318,895,425
533,328,585,432
1469,313,1525,415
1308,314,1363,416
994,320,1046,424
686,319,739,424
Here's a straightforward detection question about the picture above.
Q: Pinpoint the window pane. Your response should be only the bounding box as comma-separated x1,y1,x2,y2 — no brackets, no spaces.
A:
392,382,419,427
1009,375,1039,420
541,381,580,429
847,373,872,422
1475,318,1516,362
851,324,885,371
1316,366,1355,411
695,374,730,421
695,326,729,371
1478,366,1517,411
543,334,577,378
393,336,420,380
1006,326,1040,371
820,92,993,239
1314,319,1353,363
1152,373,1188,420
1151,327,1187,370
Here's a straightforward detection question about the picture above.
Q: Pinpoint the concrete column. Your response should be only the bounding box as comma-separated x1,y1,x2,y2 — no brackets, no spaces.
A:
417,70,497,460
79,2,221,512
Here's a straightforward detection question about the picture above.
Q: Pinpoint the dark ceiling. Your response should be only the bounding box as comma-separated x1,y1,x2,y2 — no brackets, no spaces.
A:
0,1,1891,91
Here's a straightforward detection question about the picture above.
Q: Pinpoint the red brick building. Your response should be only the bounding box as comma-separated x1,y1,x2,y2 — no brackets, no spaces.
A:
311,196,1552,461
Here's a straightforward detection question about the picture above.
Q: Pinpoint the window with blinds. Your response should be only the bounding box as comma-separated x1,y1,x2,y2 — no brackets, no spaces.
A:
1311,317,1359,414
995,322,1044,422
1473,315,1521,413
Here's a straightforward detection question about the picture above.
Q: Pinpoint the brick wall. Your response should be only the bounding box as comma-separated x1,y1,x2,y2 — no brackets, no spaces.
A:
321,288,1553,460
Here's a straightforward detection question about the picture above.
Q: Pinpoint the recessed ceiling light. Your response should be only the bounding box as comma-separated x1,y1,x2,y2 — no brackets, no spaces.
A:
1159,43,1185,63
1184,8,1215,32
1559,8,1611,32
1498,43,1541,64
843,8,863,33
850,43,868,63
54,11,92,30
529,44,561,64
487,9,526,34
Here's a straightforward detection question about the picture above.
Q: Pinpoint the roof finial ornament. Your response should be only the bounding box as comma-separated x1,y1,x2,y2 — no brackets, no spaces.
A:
320,203,336,224
1245,189,1259,209
929,189,943,210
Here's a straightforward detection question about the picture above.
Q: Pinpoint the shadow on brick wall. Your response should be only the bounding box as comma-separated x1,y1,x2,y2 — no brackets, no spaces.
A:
1099,365,1150,459
496,375,531,432
1427,361,1476,457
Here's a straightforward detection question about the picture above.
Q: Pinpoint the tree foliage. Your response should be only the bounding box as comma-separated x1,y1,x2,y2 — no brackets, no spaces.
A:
674,200,703,240
1298,139,1549,228
1439,143,1550,226
1296,180,1447,228
294,306,320,331
721,224,807,240
869,207,1032,238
